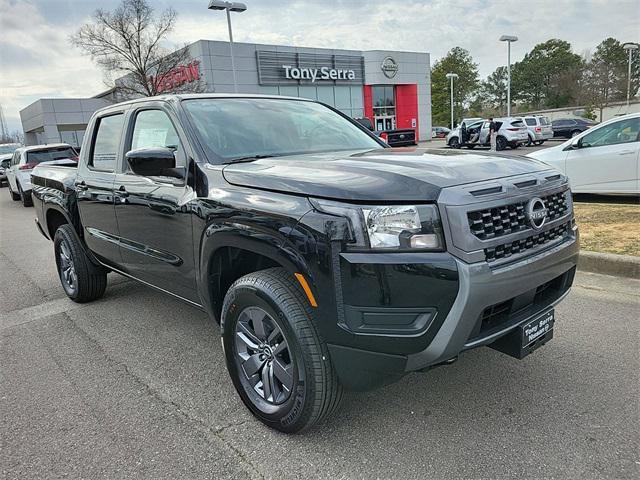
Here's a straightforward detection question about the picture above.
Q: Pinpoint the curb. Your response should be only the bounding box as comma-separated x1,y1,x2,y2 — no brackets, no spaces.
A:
578,251,640,279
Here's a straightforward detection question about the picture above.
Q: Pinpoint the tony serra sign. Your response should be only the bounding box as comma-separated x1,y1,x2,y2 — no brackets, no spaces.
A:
256,50,364,85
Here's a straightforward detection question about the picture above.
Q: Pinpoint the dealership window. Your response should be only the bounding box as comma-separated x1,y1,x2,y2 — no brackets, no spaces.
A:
372,86,396,130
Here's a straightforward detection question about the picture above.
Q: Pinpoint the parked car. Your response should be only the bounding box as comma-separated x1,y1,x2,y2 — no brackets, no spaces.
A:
446,117,529,150
551,117,597,138
432,126,451,138
354,117,416,146
515,116,553,146
31,94,578,433
528,113,639,195
0,143,21,187
0,157,13,186
6,143,77,206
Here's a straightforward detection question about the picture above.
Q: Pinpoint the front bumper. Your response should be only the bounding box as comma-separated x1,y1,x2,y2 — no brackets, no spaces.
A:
405,231,578,370
327,234,578,390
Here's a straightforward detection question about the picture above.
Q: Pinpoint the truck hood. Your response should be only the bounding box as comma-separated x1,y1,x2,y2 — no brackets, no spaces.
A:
222,148,553,202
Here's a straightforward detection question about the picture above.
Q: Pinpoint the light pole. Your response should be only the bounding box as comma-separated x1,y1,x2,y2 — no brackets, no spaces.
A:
207,1,247,93
623,43,638,110
499,35,518,116
445,73,458,130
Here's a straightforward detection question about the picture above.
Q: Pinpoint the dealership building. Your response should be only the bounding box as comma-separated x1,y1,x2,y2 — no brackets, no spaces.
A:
20,40,432,147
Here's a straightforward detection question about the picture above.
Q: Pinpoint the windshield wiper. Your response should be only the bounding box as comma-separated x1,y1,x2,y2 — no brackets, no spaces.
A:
226,154,274,164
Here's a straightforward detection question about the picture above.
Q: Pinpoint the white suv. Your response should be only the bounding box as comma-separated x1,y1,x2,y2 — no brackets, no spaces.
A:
446,117,528,150
6,143,77,207
516,116,553,146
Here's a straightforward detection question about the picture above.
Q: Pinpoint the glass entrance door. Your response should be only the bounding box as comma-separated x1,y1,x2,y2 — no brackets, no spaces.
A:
374,116,396,131
372,86,396,131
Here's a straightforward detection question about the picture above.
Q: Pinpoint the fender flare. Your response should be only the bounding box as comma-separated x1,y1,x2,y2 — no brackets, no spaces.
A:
197,226,314,322
42,203,102,267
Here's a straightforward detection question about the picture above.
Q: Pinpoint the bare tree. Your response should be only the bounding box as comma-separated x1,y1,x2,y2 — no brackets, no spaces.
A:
70,0,205,99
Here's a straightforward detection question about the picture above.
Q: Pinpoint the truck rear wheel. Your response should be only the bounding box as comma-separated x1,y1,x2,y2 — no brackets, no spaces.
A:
222,267,342,433
54,224,107,303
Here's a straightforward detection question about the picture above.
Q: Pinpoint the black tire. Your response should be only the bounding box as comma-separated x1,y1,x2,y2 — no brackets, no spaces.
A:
54,224,107,303
538,140,546,145
8,183,20,201
496,136,507,151
467,144,475,149
449,137,460,149
570,130,581,138
18,183,33,207
222,267,343,433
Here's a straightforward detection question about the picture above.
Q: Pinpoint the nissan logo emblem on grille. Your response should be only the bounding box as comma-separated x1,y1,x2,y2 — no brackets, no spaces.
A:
526,197,548,229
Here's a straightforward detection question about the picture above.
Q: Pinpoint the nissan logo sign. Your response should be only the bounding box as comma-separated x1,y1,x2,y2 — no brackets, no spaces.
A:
381,57,398,78
526,197,548,229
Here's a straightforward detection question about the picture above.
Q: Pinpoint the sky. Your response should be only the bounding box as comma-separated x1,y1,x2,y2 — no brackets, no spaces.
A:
1,0,639,132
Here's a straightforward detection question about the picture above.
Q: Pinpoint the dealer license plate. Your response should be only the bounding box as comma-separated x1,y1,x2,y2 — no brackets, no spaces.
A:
522,309,554,347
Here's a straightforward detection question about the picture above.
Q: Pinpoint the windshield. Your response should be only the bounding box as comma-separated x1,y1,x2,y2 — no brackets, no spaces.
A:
183,98,381,162
26,147,77,164
0,144,20,155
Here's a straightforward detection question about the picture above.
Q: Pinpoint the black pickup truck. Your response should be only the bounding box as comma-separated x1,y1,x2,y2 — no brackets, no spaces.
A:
31,94,579,433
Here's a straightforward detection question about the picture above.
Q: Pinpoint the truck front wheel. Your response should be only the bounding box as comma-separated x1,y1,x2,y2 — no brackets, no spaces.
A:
222,267,343,433
54,225,107,303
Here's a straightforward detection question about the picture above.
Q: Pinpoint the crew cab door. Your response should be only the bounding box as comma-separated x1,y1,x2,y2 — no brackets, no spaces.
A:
76,112,126,264
114,106,198,302
565,117,640,194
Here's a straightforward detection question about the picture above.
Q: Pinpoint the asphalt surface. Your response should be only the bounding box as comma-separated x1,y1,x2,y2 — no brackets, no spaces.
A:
1,181,639,479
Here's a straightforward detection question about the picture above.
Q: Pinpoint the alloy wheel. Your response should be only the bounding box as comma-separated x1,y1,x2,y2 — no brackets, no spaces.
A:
234,306,294,405
58,239,78,294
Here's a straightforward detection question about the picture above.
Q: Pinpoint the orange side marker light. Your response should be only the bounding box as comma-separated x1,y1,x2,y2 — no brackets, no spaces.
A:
294,273,318,308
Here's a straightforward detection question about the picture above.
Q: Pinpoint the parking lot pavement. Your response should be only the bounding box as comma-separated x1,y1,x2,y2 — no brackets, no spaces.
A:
1,190,639,480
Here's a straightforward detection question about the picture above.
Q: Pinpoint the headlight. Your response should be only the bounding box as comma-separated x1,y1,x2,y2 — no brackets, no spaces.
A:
310,199,444,251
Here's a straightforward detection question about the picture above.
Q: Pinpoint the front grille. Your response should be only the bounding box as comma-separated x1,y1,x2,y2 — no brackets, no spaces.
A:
485,222,570,263
468,190,569,240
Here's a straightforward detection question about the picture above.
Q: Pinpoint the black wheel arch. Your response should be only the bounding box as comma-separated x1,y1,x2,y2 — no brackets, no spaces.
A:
199,229,315,324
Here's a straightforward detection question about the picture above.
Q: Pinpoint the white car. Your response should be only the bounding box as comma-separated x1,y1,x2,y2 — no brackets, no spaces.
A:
527,113,639,195
447,117,528,150
6,143,78,206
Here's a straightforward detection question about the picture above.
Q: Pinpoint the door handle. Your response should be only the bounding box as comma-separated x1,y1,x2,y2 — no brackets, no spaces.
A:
75,181,88,191
618,150,635,155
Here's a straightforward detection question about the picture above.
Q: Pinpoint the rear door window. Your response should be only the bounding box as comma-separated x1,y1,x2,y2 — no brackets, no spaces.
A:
90,114,125,171
511,120,525,127
539,117,549,126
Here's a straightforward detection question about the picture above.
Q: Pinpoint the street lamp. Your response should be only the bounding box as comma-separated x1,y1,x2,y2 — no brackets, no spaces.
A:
499,35,518,116
623,43,638,110
207,0,247,93
445,73,459,130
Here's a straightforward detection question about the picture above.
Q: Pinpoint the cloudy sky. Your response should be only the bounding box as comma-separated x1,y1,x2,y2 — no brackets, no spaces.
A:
1,0,639,132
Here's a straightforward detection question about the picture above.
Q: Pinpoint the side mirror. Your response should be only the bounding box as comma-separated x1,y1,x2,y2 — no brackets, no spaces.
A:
125,147,180,178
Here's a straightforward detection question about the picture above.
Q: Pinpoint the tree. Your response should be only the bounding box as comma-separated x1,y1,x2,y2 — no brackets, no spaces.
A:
431,47,480,126
70,0,204,98
584,38,639,120
511,39,583,109
479,66,508,115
